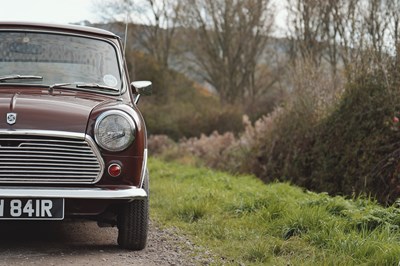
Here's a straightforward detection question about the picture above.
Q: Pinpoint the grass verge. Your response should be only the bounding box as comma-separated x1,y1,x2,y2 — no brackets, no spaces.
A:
149,158,400,265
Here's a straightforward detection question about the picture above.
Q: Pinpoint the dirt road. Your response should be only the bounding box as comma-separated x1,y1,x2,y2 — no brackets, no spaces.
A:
0,220,213,266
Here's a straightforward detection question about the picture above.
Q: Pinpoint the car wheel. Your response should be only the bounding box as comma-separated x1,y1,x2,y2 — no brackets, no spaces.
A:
117,170,149,250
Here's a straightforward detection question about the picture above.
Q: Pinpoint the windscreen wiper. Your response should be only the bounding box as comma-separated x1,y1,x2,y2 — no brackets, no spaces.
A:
76,83,119,92
0,75,43,82
48,82,74,93
48,82,119,94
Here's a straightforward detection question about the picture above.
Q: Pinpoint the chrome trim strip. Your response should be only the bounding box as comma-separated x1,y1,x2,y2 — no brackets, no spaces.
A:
85,134,105,184
0,186,147,200
0,130,85,139
139,148,148,188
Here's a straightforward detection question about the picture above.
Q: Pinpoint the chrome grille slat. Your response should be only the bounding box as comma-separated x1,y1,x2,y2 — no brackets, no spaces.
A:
0,162,98,168
20,143,92,148
0,166,98,171
20,142,91,147
0,154,98,160
0,171,99,175
0,150,94,156
0,156,97,164
2,178,95,182
0,139,89,145
20,149,93,154
0,133,103,184
0,163,99,167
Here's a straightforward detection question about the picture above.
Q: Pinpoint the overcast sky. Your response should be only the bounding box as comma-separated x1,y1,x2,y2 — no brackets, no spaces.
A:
0,0,99,24
0,0,287,37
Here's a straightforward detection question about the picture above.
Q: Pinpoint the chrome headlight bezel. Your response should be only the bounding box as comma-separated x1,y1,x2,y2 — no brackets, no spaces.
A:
94,110,136,152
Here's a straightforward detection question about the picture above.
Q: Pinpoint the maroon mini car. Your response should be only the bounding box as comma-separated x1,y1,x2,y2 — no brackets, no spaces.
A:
0,22,151,250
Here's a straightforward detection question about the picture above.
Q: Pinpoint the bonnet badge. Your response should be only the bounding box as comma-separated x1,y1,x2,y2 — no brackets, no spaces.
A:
7,113,17,125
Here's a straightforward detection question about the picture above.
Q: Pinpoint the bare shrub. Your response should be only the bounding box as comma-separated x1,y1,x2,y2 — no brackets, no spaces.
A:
287,59,343,120
147,61,342,177
147,134,193,164
148,135,176,155
178,131,237,170
241,60,342,180
147,110,284,174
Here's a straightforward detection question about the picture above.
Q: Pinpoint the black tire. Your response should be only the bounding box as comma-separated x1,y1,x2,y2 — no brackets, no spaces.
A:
117,170,149,250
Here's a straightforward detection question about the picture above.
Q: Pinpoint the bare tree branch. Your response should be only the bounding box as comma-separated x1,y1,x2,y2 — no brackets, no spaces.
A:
181,0,275,105
95,0,182,68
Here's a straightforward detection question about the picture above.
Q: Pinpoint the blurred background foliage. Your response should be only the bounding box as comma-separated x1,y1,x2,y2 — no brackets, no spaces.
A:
94,0,400,204
128,50,245,140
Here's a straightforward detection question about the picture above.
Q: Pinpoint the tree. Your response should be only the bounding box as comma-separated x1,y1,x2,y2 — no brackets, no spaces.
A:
96,0,182,68
286,0,400,81
180,0,275,105
387,0,400,74
286,0,325,66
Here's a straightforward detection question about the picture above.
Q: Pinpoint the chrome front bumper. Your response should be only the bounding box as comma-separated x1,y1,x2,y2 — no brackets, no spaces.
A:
0,186,147,200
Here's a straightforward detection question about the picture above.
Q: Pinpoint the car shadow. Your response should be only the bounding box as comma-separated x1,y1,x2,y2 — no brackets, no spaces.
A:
0,220,122,253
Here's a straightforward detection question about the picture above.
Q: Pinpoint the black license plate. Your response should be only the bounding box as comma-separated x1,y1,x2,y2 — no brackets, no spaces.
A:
0,198,64,220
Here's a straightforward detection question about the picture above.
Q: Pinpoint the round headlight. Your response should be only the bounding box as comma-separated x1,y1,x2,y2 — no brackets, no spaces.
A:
94,110,135,152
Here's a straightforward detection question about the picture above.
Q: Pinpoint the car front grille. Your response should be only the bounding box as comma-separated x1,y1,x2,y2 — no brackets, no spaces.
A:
0,132,104,184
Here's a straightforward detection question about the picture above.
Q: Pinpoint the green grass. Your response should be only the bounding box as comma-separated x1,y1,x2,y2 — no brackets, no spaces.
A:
149,158,400,265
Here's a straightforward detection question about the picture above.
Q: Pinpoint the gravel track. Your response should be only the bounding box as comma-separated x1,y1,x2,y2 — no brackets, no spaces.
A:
0,220,213,265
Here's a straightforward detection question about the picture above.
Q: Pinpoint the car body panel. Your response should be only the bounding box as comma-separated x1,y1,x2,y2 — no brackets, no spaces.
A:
0,89,100,132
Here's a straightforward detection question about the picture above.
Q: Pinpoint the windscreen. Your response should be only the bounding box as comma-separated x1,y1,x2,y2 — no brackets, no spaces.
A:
0,31,122,92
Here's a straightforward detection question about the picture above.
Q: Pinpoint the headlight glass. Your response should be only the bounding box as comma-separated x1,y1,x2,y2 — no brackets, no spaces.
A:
94,110,135,152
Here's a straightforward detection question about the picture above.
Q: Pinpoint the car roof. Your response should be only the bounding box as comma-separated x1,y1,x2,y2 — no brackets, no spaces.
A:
0,21,119,39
